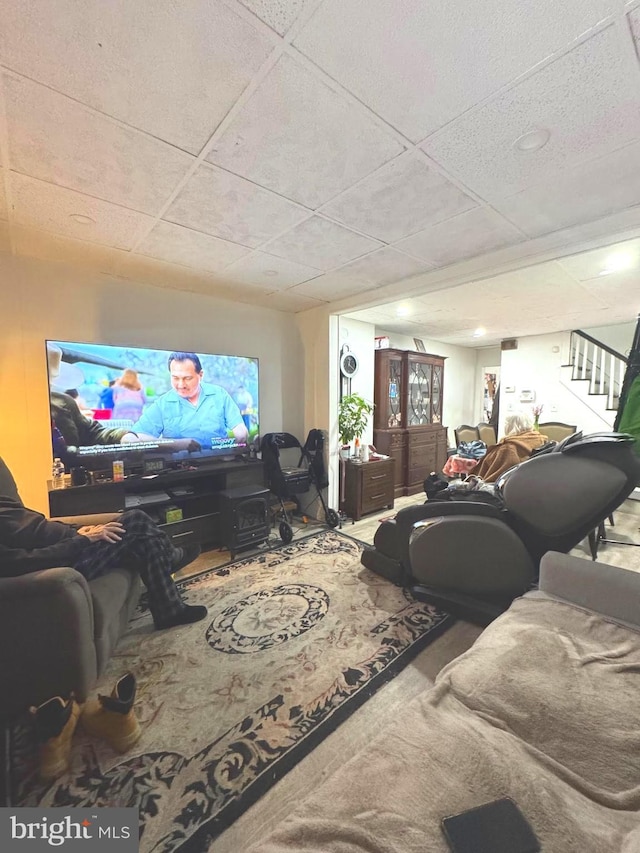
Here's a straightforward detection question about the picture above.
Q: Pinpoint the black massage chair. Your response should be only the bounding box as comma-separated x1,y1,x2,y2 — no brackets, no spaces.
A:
360,432,640,624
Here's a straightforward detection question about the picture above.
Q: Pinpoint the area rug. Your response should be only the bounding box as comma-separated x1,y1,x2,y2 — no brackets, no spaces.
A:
16,530,453,851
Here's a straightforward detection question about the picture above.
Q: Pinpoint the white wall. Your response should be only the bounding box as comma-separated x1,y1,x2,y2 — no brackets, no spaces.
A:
581,321,637,357
380,331,478,447
498,331,612,438
337,316,376,446
0,253,305,513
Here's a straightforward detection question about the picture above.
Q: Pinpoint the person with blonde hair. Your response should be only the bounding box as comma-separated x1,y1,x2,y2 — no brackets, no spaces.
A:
474,410,548,482
112,368,147,422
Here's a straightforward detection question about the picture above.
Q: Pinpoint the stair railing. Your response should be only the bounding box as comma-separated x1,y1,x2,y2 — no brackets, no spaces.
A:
568,330,628,411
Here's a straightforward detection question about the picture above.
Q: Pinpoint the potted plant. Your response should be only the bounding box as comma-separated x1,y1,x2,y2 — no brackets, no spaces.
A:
338,393,374,458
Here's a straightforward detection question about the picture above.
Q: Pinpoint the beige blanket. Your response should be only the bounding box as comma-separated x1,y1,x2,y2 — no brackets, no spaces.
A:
248,596,640,853
474,429,548,482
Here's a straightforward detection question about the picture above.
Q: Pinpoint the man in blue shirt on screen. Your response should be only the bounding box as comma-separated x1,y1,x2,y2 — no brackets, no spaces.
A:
127,352,249,450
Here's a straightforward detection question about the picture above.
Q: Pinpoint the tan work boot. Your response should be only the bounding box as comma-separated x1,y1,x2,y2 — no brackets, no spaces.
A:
80,671,141,753
30,695,81,782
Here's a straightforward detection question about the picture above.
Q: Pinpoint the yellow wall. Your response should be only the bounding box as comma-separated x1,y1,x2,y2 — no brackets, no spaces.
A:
0,253,305,513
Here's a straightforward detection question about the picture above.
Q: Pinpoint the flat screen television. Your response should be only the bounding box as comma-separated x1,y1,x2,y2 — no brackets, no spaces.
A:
46,339,259,474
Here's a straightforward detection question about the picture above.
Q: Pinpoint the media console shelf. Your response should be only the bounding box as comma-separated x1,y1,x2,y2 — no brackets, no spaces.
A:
49,459,266,549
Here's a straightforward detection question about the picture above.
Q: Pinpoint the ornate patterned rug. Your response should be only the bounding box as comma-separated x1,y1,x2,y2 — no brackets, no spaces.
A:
17,530,453,851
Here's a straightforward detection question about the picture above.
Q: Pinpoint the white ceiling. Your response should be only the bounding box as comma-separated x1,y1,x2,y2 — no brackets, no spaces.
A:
347,236,640,346
1,0,640,335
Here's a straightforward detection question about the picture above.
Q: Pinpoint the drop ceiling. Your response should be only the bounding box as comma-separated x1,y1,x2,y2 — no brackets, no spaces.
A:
1,0,640,335
346,237,640,347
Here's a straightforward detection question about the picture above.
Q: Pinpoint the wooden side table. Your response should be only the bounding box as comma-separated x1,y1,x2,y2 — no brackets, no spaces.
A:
342,457,395,521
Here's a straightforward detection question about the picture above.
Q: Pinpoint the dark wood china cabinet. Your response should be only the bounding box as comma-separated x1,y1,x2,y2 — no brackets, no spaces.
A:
373,348,448,496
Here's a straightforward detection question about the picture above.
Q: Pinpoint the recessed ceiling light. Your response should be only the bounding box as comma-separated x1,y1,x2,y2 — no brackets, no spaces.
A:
598,250,635,276
513,128,551,153
69,213,95,224
473,327,486,337
396,305,411,317
263,269,278,276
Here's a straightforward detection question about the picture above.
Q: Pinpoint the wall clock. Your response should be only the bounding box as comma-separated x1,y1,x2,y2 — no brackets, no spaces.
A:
339,345,359,378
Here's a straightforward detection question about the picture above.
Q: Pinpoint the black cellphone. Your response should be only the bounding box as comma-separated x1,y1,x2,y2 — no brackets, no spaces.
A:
441,797,541,853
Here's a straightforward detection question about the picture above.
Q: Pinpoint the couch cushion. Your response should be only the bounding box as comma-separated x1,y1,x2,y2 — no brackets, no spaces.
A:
90,567,137,673
247,595,640,853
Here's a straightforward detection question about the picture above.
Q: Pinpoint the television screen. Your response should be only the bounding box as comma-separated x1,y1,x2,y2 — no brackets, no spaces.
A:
46,340,259,473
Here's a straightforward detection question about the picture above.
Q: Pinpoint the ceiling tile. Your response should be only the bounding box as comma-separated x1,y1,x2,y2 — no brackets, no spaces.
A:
112,251,267,303
334,246,431,285
0,0,274,154
294,0,614,142
238,0,310,35
493,140,640,236
424,27,640,200
164,163,309,248
207,55,404,208
137,221,250,272
264,216,381,269
0,221,10,252
263,289,328,311
12,224,120,273
394,207,523,267
221,251,320,289
321,153,477,242
4,73,195,215
10,173,155,249
579,267,640,301
557,238,640,281
288,274,375,302
345,239,638,345
291,246,430,300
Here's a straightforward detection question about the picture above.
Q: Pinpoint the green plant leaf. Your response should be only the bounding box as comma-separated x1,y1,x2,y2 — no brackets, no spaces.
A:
338,393,374,444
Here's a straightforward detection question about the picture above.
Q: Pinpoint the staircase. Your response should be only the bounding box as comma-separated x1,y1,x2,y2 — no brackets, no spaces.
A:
559,330,628,429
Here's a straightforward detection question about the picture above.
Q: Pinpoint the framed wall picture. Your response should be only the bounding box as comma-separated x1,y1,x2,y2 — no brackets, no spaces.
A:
414,338,426,352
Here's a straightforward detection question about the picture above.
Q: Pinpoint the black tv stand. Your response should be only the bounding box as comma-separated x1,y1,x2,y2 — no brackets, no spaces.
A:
49,458,266,549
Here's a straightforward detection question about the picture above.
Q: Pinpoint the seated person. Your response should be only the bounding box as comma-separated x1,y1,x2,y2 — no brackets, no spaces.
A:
0,456,207,630
48,343,137,447
49,346,197,457
474,412,548,482
126,352,248,450
51,390,136,447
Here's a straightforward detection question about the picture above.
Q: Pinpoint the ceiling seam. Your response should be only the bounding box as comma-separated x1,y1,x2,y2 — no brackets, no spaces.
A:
124,46,290,260
331,212,640,309
419,16,617,146
616,3,640,91
0,64,206,159
216,0,284,45
5,15,609,268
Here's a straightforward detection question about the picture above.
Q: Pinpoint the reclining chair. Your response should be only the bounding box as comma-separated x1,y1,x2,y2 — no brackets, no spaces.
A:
361,433,640,624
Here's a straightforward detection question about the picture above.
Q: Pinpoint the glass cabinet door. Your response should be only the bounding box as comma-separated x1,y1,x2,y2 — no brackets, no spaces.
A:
385,356,403,428
432,364,442,423
407,357,432,425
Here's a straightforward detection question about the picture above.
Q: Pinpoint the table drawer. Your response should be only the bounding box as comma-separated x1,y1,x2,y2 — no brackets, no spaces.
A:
160,512,219,546
361,464,393,488
362,490,393,515
362,477,393,512
342,458,394,521
408,432,438,449
388,432,407,450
